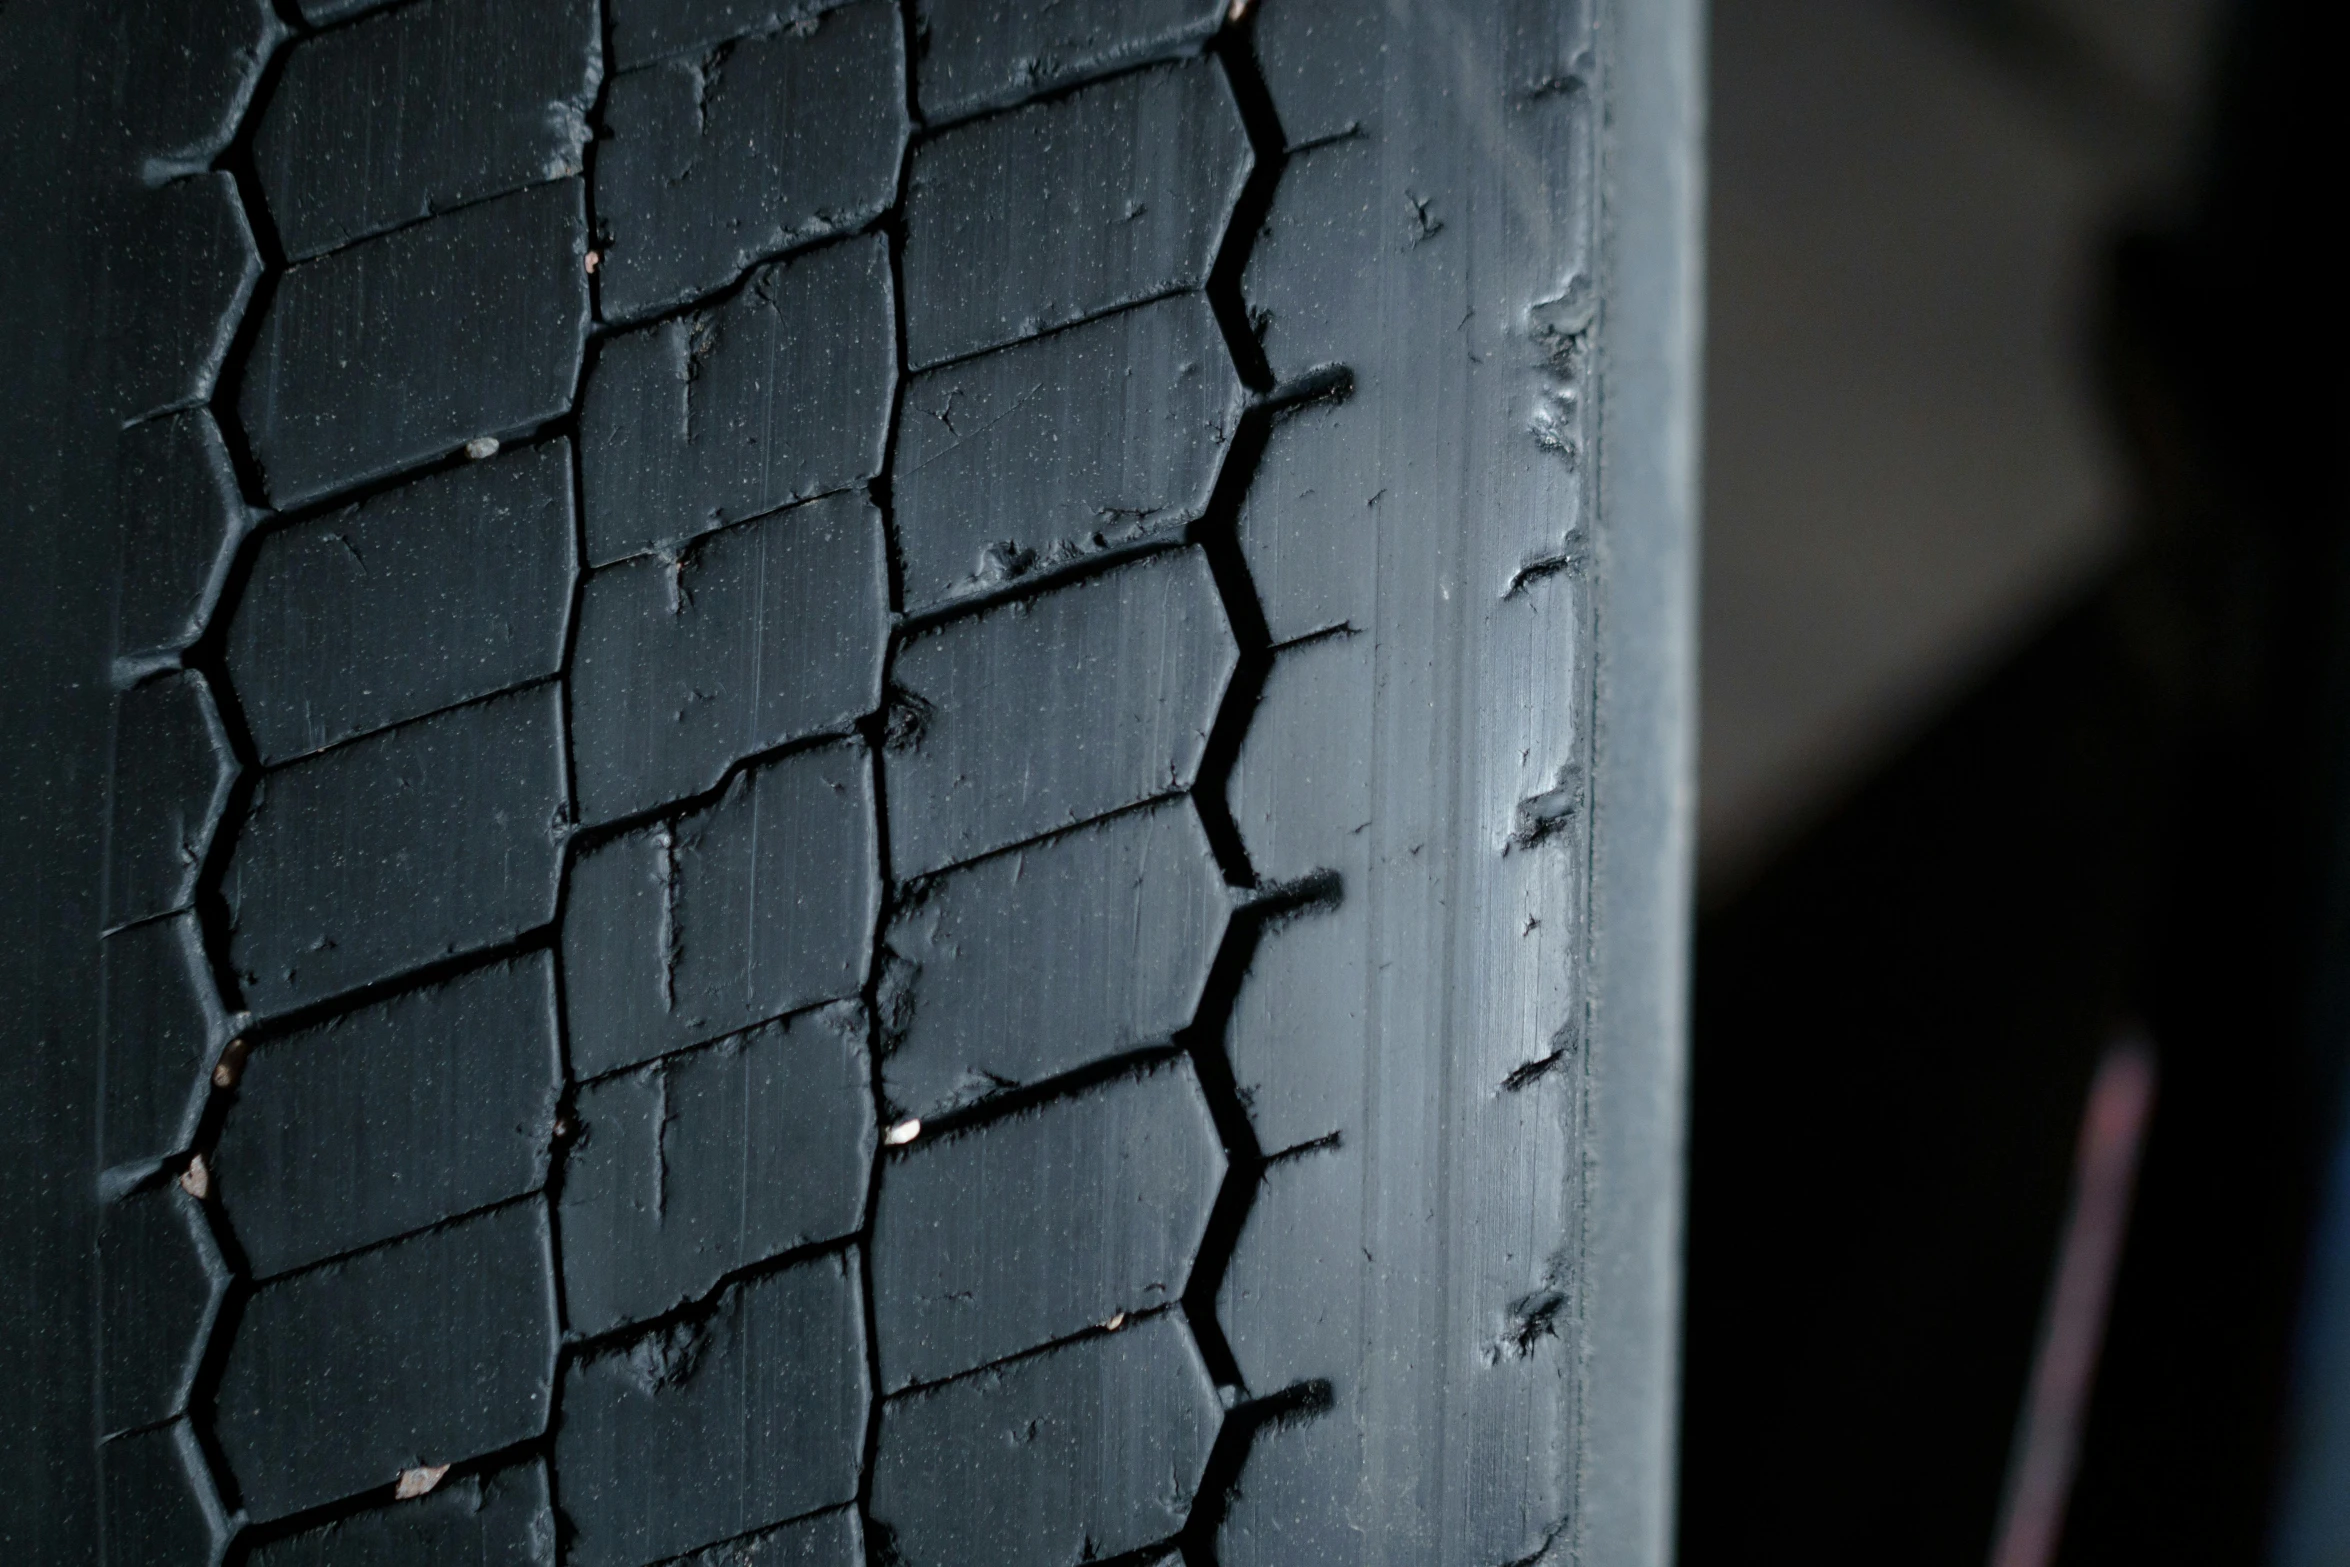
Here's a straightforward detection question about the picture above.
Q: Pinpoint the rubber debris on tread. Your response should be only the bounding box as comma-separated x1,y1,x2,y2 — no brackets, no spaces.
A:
563,742,878,1078
910,0,1223,123
214,955,563,1278
555,1254,868,1567
226,441,578,764
1236,392,1381,645
97,1185,229,1438
581,236,893,566
221,684,568,1016
98,1421,231,1567
252,0,602,261
867,1309,1219,1567
890,295,1245,610
607,0,863,72
100,912,228,1178
569,490,887,826
595,0,908,321
213,1200,559,1522
900,58,1251,368
560,1002,875,1337
110,0,281,176
880,798,1228,1121
872,1058,1223,1388
105,670,235,931
238,179,591,508
111,408,249,664
246,1462,557,1567
885,547,1236,878
105,172,261,422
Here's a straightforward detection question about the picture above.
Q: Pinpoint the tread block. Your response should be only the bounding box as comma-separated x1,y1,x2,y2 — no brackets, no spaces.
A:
1226,629,1372,884
911,0,1223,123
1240,133,1382,385
215,955,562,1278
254,0,602,261
97,1186,229,1437
881,799,1227,1121
560,1002,875,1337
597,0,908,320
564,743,878,1078
901,59,1250,368
581,236,893,567
226,442,578,764
222,684,568,1016
1215,1399,1364,1567
885,548,1235,877
106,172,261,421
868,1310,1219,1566
215,1200,559,1521
1217,1142,1365,1395
248,1462,556,1567
99,1421,230,1567
609,0,861,71
114,0,280,172
106,671,235,930
112,409,249,662
1227,897,1364,1156
1252,0,1384,148
570,491,887,827
667,1506,862,1567
556,1255,868,1567
101,912,228,1177
1236,392,1380,644
872,1058,1224,1388
892,295,1245,610
240,180,591,508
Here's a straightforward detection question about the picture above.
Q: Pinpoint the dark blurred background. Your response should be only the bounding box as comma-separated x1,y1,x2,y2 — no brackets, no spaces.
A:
1680,0,2348,1561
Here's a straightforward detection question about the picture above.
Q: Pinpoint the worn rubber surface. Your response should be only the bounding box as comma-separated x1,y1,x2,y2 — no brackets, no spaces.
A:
0,0,1698,1561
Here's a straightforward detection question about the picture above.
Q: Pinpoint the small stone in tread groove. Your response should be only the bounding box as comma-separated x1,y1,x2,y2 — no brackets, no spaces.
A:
557,1256,868,1567
1237,392,1382,644
106,671,235,931
886,548,1236,877
112,410,248,662
1226,628,1373,884
564,743,877,1078
98,1186,229,1437
911,0,1222,122
873,1059,1224,1388
1217,1141,1368,1395
1241,133,1384,386
868,1311,1219,1567
99,1422,231,1567
1227,896,1366,1156
254,0,601,261
248,1463,555,1567
215,955,562,1278
222,684,567,1017
1252,0,1386,148
581,236,893,567
106,172,260,422
214,1201,559,1522
227,442,577,764
666,1506,863,1567
881,799,1228,1121
891,295,1245,610
1216,1395,1365,1567
239,181,590,509
560,1002,875,1337
101,913,227,1176
597,0,907,320
570,491,887,826
609,0,860,71
901,59,1251,368
113,0,280,172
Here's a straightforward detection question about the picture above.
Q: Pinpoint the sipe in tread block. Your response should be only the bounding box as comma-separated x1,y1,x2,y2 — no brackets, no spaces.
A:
900,58,1251,368
238,180,591,508
252,0,602,262
569,490,888,827
664,1505,862,1567
890,294,1246,611
247,1462,556,1567
111,408,250,663
1214,1396,1365,1567
909,0,1224,123
1216,1140,1369,1396
563,741,879,1078
559,1002,875,1338
97,1420,232,1567
214,1199,560,1522
104,172,261,422
221,683,569,1017
871,1058,1225,1389
884,547,1236,878
1235,391,1382,646
596,0,909,321
105,670,236,932
556,1254,869,1567
868,1309,1220,1567
1238,132,1384,386
226,442,579,765
580,236,894,567
213,954,563,1278
96,1185,229,1438
1224,627,1372,885
99,911,230,1177
879,798,1229,1122
1250,0,1386,148
1226,894,1368,1157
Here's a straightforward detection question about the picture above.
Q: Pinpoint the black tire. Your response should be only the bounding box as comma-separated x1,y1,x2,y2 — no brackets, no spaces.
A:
0,0,1699,1562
